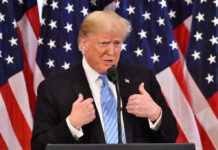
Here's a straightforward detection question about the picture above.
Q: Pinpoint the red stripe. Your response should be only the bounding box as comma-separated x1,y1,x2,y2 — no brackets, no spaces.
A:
17,26,36,117
0,82,32,150
175,122,189,143
173,23,190,58
170,59,193,107
0,133,8,150
208,92,218,118
26,5,40,38
196,118,215,150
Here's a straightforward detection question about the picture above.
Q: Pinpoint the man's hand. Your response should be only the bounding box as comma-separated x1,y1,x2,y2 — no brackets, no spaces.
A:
68,93,96,130
126,82,161,122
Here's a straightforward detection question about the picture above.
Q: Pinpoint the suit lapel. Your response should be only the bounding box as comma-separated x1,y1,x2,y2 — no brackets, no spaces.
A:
75,64,106,143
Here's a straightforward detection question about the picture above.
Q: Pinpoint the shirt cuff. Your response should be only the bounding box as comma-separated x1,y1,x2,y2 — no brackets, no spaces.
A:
148,109,162,131
66,117,84,139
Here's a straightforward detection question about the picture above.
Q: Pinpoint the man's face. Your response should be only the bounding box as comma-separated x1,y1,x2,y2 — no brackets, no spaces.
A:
80,32,123,74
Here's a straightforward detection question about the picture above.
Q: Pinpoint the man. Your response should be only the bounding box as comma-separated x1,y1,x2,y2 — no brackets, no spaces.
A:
31,10,178,150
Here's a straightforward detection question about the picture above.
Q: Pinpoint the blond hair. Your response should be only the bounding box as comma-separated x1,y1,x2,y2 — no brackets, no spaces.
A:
78,10,131,48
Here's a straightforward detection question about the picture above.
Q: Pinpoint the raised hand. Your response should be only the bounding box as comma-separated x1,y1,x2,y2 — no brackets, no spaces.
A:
68,93,96,130
126,82,161,122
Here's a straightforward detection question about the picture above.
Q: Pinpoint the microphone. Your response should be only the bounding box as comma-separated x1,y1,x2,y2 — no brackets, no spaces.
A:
107,65,117,84
107,65,122,144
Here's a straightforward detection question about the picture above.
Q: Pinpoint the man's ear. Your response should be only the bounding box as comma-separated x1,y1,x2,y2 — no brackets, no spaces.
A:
79,37,88,52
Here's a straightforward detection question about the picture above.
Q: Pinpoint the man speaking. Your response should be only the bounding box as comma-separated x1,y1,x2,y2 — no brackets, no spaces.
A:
31,10,178,150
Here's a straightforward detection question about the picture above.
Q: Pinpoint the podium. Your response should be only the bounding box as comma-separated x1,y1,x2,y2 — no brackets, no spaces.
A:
45,143,195,150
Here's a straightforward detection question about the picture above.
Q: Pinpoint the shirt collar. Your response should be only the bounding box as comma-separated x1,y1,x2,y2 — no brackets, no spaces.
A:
82,57,100,84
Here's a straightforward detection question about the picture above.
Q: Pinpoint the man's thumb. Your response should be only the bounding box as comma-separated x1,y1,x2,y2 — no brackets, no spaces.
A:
139,82,146,95
76,93,83,103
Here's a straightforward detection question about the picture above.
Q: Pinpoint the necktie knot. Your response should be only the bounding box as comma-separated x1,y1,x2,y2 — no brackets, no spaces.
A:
99,74,109,87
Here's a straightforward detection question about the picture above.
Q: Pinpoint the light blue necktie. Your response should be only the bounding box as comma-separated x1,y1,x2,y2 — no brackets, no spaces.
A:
99,74,125,144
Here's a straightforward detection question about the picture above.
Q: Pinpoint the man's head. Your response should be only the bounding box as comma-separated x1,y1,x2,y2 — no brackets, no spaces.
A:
78,10,131,74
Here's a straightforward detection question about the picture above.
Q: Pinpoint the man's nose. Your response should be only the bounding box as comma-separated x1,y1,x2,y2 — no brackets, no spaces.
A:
107,44,116,55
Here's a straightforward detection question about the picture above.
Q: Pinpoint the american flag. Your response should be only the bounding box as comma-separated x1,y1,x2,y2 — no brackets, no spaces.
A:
0,0,40,149
1,0,217,150
167,0,218,149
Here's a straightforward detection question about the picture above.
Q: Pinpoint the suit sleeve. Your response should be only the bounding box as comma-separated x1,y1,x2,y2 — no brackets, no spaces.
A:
148,70,178,143
31,81,79,150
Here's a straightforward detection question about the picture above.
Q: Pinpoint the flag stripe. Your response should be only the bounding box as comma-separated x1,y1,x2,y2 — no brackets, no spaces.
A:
33,64,45,94
173,24,189,59
0,133,8,150
173,16,192,65
195,118,215,150
8,72,33,129
17,26,36,116
156,63,203,150
0,94,22,150
0,83,32,150
16,8,44,95
183,16,192,32
104,1,116,11
17,14,38,73
26,5,40,38
170,60,192,106
173,16,192,69
161,92,187,143
208,92,218,118
175,122,188,143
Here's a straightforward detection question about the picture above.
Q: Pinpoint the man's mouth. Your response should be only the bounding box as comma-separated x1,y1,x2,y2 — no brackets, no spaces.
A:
104,59,114,65
105,60,113,62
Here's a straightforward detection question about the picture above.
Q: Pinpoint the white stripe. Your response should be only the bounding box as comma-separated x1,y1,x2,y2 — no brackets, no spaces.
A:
33,64,45,95
184,15,192,32
104,1,116,11
156,68,203,150
8,72,33,130
37,0,43,22
177,48,185,67
17,14,38,74
183,64,218,149
0,94,22,150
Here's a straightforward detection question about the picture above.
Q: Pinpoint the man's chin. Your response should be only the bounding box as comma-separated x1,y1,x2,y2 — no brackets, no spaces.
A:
106,65,114,70
98,64,116,74
99,67,111,74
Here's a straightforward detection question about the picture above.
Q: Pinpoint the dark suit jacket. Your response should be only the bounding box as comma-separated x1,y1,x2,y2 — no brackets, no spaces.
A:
31,62,178,150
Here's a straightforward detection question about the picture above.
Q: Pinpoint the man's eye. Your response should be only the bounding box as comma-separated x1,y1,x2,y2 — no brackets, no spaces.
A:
114,42,122,47
99,42,108,46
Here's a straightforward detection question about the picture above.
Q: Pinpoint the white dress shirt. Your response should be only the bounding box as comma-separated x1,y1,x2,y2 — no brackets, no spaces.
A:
66,57,162,141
